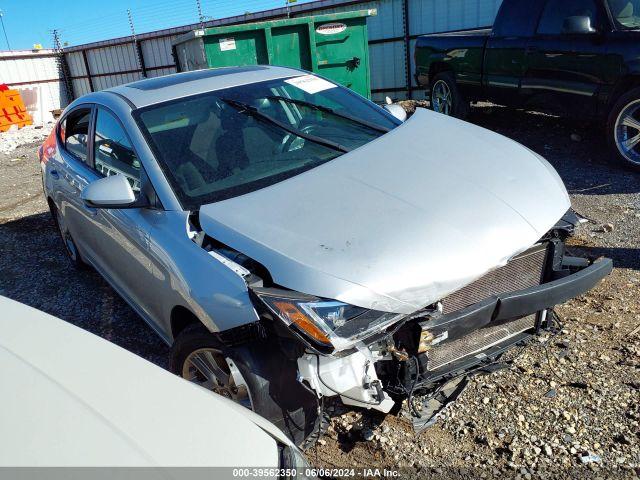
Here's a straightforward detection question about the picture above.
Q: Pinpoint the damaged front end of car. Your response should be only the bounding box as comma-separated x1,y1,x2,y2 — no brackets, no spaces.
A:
212,210,611,432
185,109,612,441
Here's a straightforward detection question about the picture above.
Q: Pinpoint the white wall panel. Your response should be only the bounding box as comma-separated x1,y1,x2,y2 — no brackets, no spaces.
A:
0,51,65,123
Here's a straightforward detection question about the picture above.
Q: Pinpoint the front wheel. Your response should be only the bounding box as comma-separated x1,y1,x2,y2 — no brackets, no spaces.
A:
607,86,640,171
170,324,327,449
429,72,469,119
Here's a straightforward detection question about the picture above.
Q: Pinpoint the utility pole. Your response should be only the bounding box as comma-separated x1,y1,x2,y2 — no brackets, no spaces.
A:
196,0,205,28
0,10,11,51
285,0,297,18
52,29,75,104
128,9,147,78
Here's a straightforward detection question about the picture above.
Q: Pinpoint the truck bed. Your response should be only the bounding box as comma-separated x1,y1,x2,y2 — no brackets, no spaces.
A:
414,29,490,90
420,27,491,38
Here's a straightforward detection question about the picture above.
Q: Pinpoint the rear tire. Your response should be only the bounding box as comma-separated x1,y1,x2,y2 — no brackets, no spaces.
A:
607,86,640,171
170,324,327,449
429,71,469,119
49,201,86,269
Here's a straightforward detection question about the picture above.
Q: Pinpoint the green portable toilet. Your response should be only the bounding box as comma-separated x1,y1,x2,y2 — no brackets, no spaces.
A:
172,10,376,98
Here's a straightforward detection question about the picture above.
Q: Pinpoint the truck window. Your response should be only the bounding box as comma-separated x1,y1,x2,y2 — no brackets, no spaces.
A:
493,0,542,36
537,0,599,34
607,0,640,29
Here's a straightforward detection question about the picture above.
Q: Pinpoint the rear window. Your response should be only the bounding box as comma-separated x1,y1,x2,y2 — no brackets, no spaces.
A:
60,108,92,163
493,0,543,36
135,76,398,210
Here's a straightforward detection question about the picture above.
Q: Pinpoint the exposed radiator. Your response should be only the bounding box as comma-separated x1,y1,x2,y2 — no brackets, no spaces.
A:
426,314,537,371
441,244,548,315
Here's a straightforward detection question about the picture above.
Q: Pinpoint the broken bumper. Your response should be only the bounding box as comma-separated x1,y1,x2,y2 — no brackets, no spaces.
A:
295,252,612,416
417,257,613,378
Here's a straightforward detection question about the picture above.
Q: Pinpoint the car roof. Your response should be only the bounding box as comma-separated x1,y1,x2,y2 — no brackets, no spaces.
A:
107,65,304,108
0,296,286,466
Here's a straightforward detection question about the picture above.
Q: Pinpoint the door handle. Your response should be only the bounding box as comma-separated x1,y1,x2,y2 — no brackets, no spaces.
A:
50,169,59,180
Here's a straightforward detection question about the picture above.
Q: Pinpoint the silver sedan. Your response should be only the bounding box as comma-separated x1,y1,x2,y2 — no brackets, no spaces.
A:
40,66,611,446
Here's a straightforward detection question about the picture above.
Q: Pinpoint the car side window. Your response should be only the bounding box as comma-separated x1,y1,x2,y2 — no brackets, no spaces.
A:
93,108,141,192
60,108,91,163
537,0,599,34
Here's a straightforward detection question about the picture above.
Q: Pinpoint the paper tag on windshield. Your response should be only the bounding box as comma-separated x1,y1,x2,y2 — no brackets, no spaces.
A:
219,37,236,51
284,74,337,94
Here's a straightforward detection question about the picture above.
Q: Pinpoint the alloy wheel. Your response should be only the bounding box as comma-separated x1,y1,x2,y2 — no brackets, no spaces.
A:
432,80,452,115
182,348,254,409
614,99,640,166
56,208,78,262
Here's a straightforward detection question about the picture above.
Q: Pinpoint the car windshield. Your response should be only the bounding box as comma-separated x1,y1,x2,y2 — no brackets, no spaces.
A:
607,0,640,28
136,75,399,209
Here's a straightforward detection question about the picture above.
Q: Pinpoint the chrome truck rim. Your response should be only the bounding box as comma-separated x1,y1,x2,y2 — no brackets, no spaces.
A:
615,99,640,166
182,348,254,409
432,80,452,115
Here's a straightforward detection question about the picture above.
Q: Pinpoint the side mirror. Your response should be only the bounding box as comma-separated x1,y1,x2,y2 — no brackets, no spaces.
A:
82,174,143,209
562,15,596,34
383,104,407,122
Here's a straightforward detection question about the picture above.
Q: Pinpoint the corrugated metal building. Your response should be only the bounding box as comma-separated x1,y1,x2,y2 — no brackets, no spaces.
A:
0,49,65,124
7,0,503,112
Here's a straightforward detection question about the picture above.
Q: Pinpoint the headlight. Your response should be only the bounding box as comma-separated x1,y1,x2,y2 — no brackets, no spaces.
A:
254,289,404,351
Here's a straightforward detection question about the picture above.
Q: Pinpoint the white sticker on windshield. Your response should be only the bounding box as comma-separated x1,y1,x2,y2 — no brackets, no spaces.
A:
219,37,236,51
284,74,337,94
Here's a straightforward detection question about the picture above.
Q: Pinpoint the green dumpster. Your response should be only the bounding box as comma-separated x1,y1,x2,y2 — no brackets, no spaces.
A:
172,10,376,98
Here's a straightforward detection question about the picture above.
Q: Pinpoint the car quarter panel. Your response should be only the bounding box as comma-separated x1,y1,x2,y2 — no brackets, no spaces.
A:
142,210,260,339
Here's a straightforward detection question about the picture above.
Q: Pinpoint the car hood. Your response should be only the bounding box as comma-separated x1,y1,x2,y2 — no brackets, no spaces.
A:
199,108,570,314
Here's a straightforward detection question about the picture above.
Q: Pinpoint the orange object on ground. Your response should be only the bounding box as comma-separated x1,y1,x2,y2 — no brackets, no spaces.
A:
0,87,33,132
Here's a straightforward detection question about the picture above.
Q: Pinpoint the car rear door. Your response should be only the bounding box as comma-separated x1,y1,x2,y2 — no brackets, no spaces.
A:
55,106,103,261
521,0,608,116
483,0,545,105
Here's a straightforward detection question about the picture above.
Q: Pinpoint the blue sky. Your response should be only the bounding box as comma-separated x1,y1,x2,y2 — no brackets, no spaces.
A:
0,0,309,50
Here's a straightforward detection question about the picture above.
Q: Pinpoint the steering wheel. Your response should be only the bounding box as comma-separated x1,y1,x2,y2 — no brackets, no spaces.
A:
279,123,317,154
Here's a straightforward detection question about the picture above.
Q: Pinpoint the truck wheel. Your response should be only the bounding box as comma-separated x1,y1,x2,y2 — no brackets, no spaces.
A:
430,72,469,119
170,323,327,449
607,86,640,171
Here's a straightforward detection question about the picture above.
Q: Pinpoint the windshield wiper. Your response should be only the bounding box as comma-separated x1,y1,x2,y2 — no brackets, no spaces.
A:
221,98,350,153
265,95,391,133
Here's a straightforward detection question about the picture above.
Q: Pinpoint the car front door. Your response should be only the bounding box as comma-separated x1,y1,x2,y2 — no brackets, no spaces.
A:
83,106,159,323
521,0,608,117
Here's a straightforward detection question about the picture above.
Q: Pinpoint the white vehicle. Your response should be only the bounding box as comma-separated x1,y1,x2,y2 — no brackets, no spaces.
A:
0,296,311,473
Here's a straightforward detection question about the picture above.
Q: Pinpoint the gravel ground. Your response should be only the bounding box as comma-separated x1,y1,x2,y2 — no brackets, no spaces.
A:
0,105,638,478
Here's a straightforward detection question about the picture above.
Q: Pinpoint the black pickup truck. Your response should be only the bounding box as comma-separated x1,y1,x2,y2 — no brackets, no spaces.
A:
415,0,640,171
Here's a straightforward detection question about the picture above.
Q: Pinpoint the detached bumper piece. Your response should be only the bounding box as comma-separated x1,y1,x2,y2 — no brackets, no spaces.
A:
415,245,612,381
